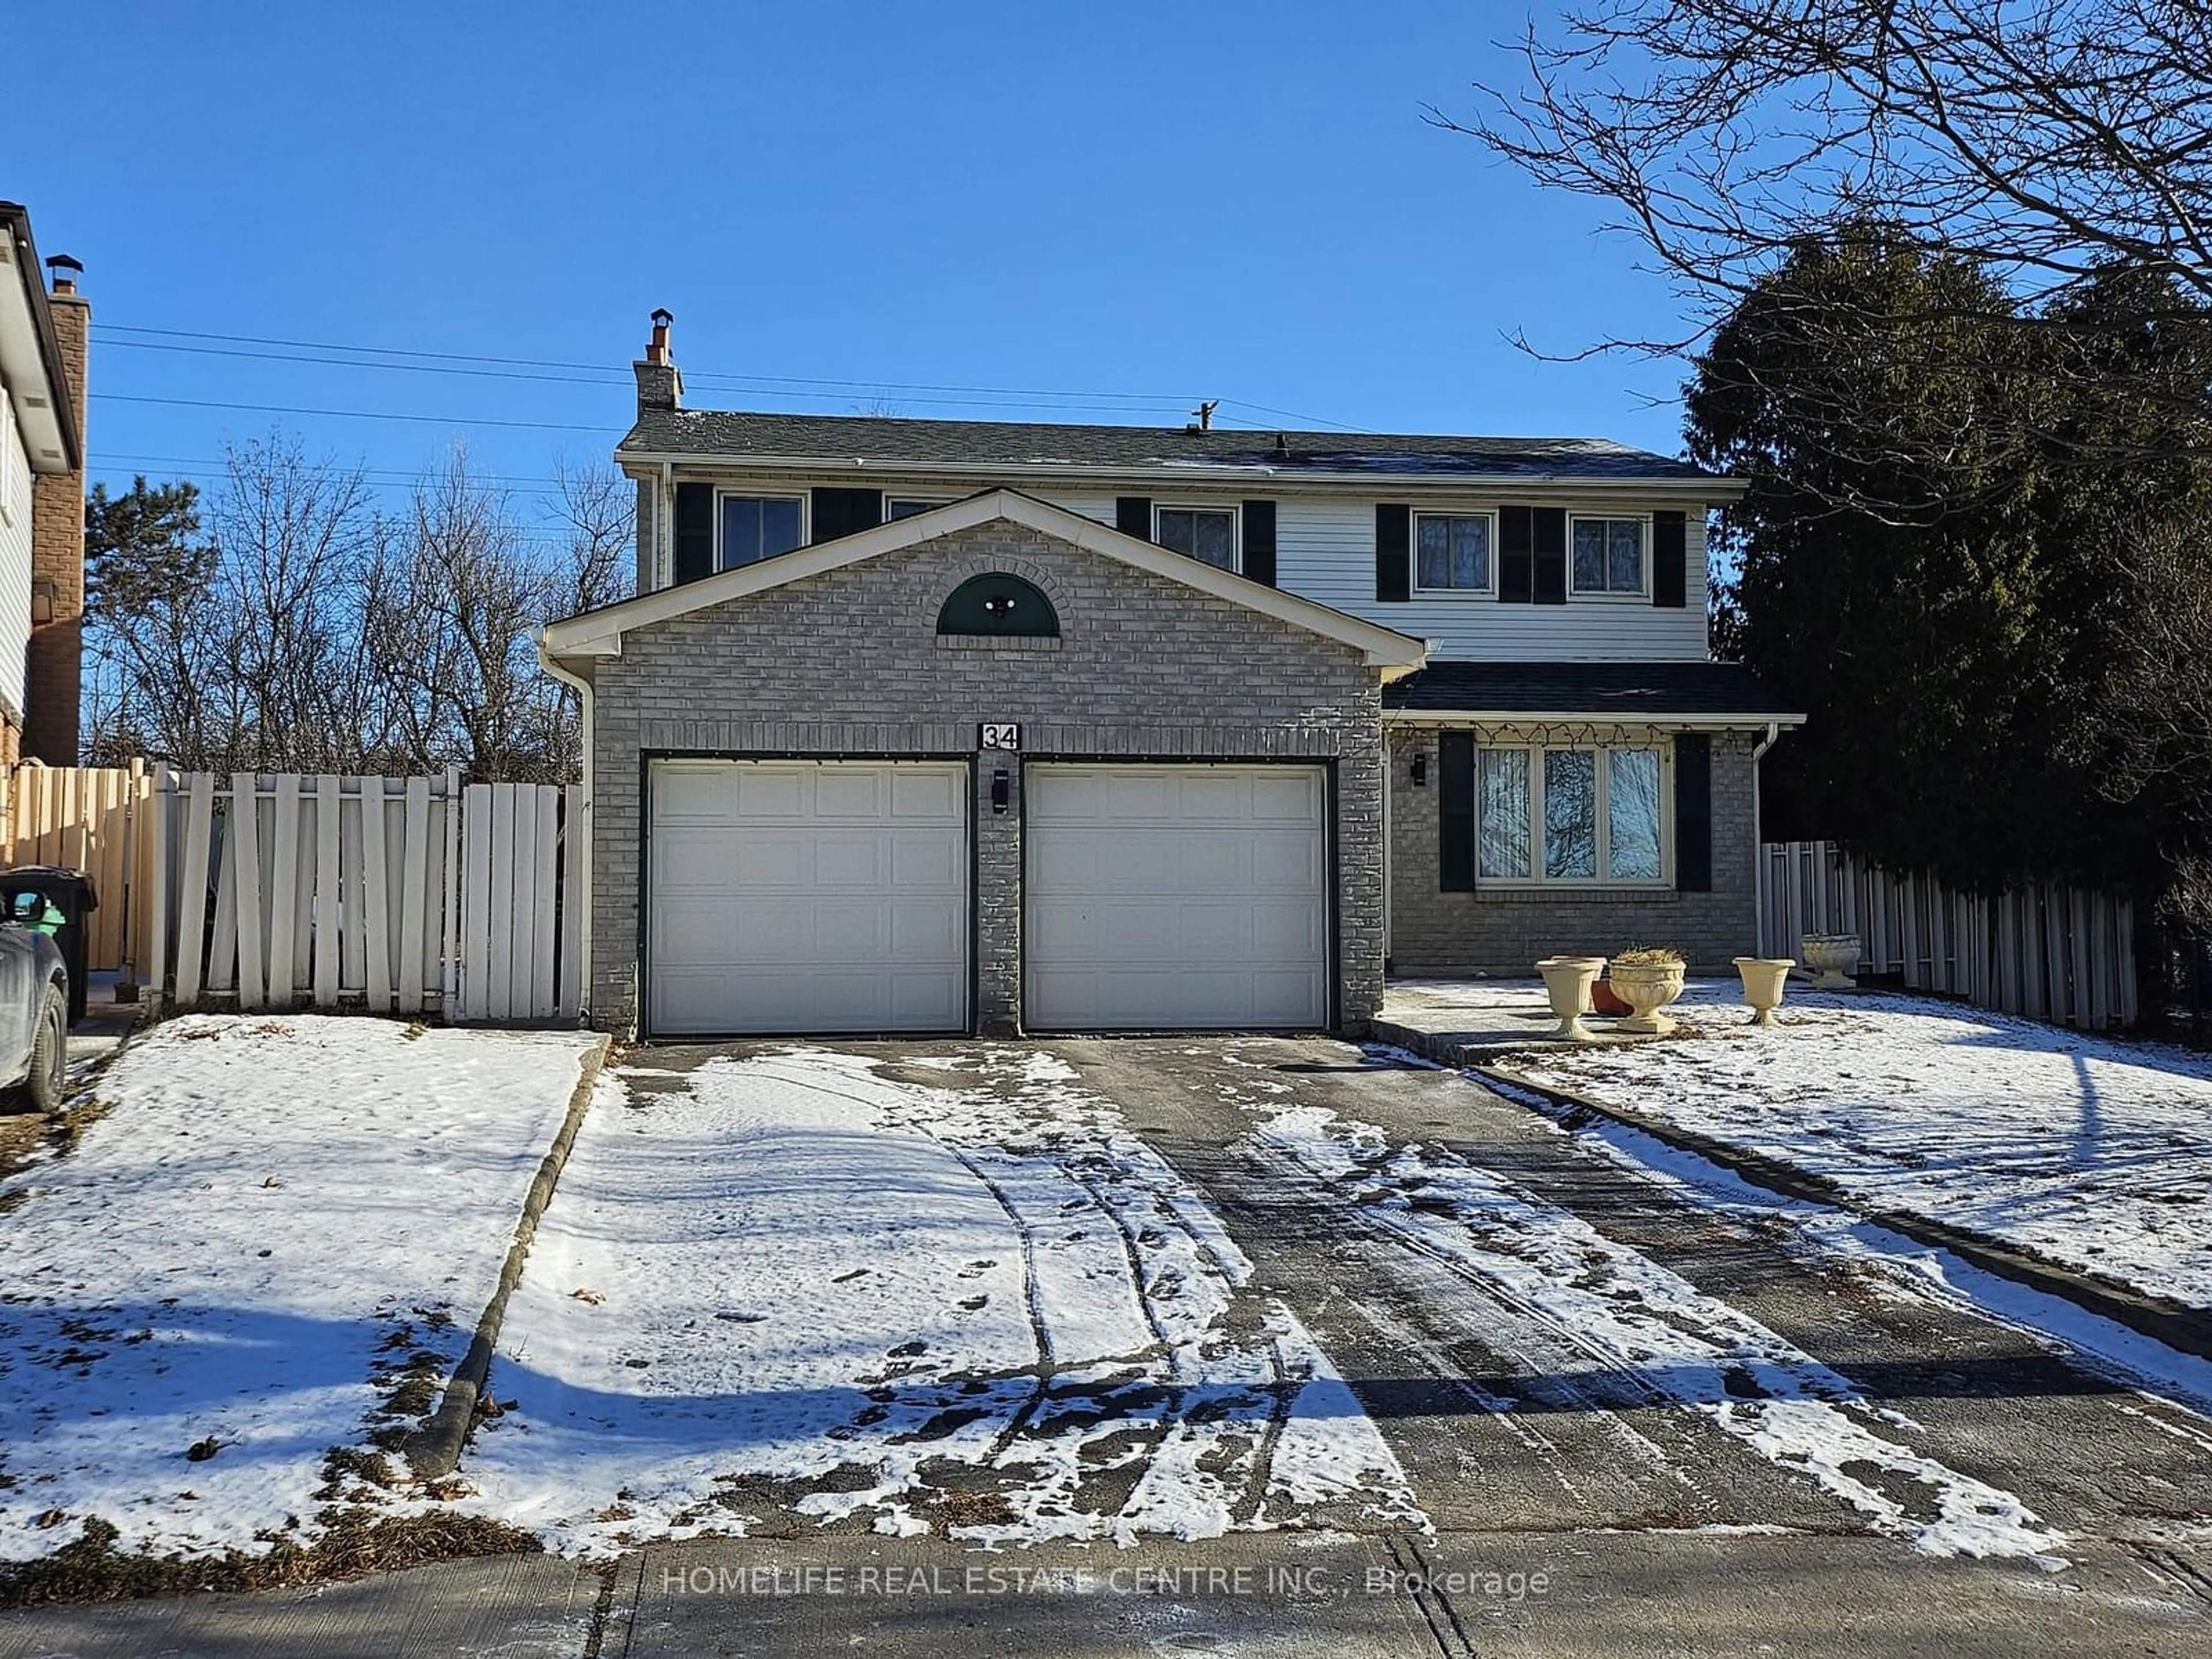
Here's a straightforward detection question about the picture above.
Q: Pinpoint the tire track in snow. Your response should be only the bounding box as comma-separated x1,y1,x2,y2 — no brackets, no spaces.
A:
1238,1099,2069,1563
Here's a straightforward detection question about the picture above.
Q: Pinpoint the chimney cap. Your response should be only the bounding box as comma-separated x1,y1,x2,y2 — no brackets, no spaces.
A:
650,306,673,328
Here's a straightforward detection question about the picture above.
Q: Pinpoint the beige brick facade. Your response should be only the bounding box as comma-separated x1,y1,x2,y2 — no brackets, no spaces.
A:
1384,722,1762,975
586,520,1388,1037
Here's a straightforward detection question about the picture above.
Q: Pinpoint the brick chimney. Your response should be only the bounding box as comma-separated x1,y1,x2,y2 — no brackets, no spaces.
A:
633,307,681,414
24,262,86,764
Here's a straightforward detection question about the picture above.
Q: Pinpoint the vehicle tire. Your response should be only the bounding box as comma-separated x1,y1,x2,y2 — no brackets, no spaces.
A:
22,984,67,1113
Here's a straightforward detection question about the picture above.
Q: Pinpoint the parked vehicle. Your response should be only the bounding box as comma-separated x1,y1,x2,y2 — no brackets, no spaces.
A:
1,893,69,1111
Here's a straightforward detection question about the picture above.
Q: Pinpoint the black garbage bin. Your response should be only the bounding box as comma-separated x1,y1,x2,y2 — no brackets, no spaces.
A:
5,865,98,1024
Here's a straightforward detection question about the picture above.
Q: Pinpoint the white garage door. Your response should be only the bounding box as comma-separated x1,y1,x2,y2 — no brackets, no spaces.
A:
1025,764,1329,1030
647,760,969,1036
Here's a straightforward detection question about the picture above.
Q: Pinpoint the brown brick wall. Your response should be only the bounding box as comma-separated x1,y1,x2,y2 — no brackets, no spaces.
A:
24,287,86,764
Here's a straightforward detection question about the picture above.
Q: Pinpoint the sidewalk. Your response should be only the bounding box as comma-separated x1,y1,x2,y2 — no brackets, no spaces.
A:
2,1531,2197,1658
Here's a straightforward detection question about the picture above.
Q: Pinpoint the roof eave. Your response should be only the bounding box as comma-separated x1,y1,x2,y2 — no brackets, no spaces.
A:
612,446,1741,498
0,202,81,474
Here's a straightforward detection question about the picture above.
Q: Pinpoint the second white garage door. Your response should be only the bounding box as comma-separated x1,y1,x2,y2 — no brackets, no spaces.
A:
1024,764,1330,1030
647,759,969,1036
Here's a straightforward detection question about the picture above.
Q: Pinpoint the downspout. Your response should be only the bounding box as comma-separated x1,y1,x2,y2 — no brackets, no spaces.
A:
538,635,594,1028
1751,719,1781,956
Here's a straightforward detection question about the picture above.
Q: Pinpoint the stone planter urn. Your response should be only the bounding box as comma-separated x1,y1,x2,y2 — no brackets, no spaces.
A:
1609,959,1688,1036
1733,957,1795,1026
1535,956,1608,1041
1798,933,1861,991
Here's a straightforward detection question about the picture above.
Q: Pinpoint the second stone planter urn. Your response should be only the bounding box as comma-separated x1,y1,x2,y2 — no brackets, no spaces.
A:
1798,933,1862,991
1609,959,1688,1036
1536,956,1608,1041
1733,956,1796,1026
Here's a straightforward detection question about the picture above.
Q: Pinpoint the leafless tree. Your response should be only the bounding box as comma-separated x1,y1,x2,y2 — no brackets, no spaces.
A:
1442,1,2212,457
87,437,634,782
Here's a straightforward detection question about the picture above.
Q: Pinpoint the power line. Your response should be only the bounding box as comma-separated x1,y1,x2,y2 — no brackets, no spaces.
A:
92,393,624,434
93,322,1362,429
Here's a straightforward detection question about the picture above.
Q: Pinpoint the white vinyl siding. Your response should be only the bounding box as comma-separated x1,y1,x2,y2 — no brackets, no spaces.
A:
645,475,1713,661
1274,496,1710,661
0,402,32,721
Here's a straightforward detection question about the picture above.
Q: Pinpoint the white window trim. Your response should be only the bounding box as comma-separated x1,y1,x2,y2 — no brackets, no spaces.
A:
885,496,952,521
1567,512,1652,600
1476,740,1674,889
715,489,809,573
1153,502,1241,575
1411,508,1500,597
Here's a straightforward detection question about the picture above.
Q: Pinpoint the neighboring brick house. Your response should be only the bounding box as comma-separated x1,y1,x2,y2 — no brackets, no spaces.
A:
0,202,87,768
539,313,1800,1039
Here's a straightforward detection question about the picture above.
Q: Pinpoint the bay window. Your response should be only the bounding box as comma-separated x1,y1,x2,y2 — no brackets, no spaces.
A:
1476,743,1666,884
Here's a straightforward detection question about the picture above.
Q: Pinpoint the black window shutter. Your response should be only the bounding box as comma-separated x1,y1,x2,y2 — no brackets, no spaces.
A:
673,482,715,585
1533,507,1567,604
1116,497,1153,540
1653,510,1687,608
1438,732,1476,891
810,486,883,545
1498,506,1533,603
1375,504,1411,602
1675,733,1713,892
1241,499,1277,585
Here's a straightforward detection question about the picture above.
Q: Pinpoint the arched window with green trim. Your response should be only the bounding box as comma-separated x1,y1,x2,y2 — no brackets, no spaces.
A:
936,573,1060,638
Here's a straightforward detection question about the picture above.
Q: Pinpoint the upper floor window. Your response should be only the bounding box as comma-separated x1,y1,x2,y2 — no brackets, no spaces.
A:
887,497,946,521
1155,505,1238,571
1415,513,1493,592
1571,516,1647,595
720,494,804,570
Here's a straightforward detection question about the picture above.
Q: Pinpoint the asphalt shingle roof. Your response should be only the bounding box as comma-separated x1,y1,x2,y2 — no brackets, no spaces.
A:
621,408,1721,482
1384,660,1799,718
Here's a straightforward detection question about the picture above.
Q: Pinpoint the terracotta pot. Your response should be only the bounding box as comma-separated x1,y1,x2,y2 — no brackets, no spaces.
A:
1535,956,1607,1041
1733,956,1796,1026
1590,978,1633,1017
1609,962,1687,1036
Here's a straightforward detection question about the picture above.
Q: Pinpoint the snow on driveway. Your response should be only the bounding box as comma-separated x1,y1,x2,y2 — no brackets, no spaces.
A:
0,1015,601,1563
1499,984,2212,1311
1232,1084,2067,1563
460,1046,1422,1554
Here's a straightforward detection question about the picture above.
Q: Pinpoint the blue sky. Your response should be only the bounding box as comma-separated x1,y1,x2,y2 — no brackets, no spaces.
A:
13,2,1694,532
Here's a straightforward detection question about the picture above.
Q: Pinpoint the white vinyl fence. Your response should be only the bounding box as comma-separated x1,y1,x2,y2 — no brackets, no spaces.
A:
1760,840,2137,1030
5,763,585,1024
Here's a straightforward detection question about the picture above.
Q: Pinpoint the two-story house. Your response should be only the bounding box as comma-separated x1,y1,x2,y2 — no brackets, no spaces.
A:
539,312,1800,1039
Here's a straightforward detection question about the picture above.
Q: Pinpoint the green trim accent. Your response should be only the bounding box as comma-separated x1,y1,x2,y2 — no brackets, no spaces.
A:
937,573,1060,638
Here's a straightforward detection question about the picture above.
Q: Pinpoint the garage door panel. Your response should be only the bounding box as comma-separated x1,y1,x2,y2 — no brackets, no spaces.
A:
1025,764,1328,1031
730,768,808,819
891,768,965,818
1250,900,1325,955
649,760,969,1036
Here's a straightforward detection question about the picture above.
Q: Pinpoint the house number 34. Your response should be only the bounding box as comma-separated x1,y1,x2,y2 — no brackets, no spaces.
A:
980,723,1021,751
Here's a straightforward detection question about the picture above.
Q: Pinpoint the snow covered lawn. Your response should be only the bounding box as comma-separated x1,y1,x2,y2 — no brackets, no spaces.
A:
459,1046,1422,1554
0,1014,601,1565
1495,982,2212,1312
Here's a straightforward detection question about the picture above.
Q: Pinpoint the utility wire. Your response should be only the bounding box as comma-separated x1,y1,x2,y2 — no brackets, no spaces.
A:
94,322,1363,430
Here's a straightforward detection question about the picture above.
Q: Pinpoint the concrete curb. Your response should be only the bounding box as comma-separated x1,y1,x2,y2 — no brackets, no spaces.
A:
1369,1019,2212,1365
405,1035,612,1479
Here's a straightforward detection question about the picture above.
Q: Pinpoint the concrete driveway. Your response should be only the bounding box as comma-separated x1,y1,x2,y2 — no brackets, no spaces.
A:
4,1034,2208,1658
